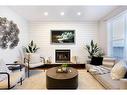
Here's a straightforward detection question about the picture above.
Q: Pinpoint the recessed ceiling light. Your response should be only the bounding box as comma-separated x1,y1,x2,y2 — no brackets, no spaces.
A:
44,12,48,16
77,12,81,16
60,12,64,16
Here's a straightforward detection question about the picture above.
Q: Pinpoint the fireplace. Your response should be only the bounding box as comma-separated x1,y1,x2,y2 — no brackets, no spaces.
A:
55,49,70,63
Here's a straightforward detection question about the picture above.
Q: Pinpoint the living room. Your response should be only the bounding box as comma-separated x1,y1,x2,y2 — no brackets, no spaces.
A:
0,5,127,91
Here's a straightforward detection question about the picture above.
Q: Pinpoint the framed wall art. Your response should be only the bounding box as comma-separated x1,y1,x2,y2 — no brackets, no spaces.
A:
51,30,75,44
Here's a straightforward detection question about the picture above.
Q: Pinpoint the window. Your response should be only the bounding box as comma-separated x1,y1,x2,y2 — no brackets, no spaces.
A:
107,13,127,60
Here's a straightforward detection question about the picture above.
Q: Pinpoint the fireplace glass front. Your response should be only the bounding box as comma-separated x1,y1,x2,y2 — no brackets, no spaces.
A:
55,49,70,63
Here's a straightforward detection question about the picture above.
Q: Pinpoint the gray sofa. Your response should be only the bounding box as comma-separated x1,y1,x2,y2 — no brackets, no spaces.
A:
86,58,127,89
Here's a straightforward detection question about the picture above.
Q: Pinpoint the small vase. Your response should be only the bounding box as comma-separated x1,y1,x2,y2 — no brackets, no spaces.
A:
62,67,67,71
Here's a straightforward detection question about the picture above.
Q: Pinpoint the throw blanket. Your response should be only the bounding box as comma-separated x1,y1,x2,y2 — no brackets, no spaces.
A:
89,65,111,75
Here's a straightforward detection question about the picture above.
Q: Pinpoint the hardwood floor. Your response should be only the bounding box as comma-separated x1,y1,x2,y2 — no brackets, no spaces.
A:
13,69,104,89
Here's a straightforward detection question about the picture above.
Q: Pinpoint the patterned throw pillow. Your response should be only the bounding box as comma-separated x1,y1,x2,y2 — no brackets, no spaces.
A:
111,60,127,80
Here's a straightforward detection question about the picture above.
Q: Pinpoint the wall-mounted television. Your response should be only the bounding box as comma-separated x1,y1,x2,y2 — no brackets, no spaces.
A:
51,30,75,44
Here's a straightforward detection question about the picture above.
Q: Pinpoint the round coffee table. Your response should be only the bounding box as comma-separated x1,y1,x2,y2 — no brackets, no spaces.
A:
46,67,78,89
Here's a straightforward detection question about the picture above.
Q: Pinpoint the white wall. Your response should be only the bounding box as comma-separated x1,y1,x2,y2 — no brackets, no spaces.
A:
98,21,108,54
29,21,98,63
0,7,29,64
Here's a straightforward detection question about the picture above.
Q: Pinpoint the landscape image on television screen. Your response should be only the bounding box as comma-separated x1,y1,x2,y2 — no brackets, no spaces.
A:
51,30,75,44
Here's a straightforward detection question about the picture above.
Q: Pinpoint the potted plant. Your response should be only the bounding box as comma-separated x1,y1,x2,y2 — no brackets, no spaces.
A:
25,40,39,53
85,40,104,65
61,64,69,72
24,40,40,60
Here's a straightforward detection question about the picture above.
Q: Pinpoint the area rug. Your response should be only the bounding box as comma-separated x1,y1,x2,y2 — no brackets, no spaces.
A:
13,69,104,90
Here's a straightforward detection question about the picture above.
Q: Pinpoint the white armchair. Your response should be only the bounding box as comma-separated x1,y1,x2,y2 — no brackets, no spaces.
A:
0,59,24,89
24,53,45,77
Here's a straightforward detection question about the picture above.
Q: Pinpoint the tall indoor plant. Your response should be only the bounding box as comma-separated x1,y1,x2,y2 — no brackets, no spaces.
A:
85,40,104,65
25,40,39,53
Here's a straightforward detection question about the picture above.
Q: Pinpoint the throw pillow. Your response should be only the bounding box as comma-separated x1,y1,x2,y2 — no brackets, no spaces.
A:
29,53,41,64
111,60,127,80
102,57,116,68
103,61,115,68
0,59,11,82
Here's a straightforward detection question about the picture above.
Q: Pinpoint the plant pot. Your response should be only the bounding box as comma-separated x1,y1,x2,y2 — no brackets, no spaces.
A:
90,57,103,66
62,67,67,71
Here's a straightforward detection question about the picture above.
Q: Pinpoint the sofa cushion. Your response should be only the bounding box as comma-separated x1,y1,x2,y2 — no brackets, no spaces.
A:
102,57,116,68
0,59,11,82
25,62,44,68
93,73,120,89
119,79,127,89
26,53,41,64
103,61,115,68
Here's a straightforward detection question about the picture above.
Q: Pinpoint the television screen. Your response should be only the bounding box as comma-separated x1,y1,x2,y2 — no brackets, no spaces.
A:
51,30,75,44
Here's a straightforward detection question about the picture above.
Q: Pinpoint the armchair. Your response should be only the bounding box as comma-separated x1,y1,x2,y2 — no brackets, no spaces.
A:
0,60,24,89
24,53,45,77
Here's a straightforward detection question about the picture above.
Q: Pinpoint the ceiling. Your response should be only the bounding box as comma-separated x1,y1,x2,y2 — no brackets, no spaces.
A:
9,6,119,22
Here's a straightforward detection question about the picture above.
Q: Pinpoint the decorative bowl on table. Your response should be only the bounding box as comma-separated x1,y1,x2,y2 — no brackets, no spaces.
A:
56,67,68,73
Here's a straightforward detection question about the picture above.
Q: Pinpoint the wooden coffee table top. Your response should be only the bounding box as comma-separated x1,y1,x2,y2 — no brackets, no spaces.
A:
46,67,78,80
